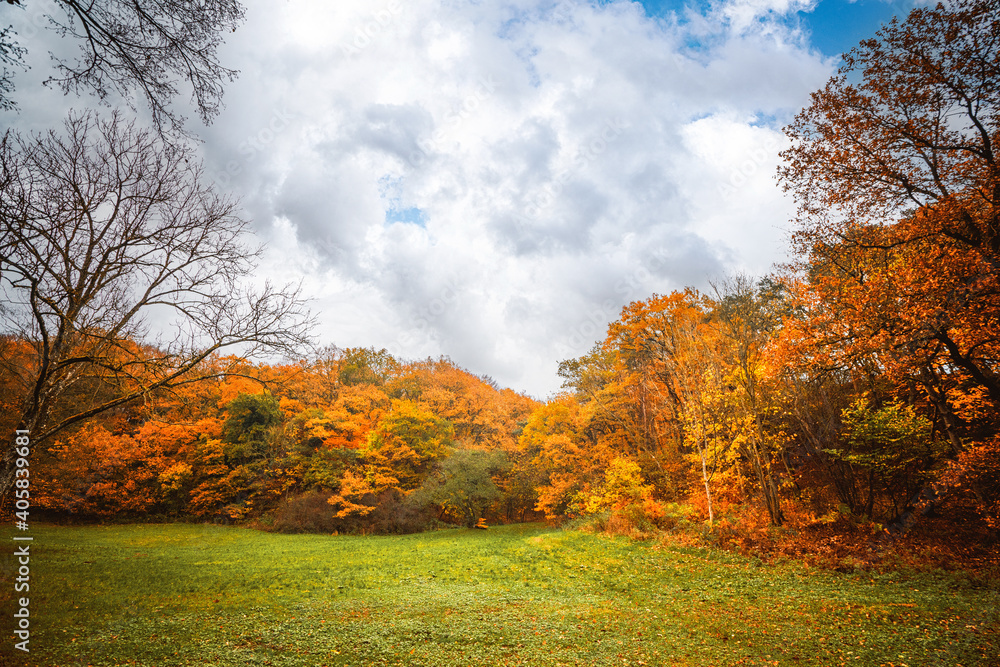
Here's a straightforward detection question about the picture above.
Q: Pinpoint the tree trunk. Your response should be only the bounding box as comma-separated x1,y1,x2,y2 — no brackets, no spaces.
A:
1,409,42,514
744,438,783,526
696,437,714,525
871,484,940,551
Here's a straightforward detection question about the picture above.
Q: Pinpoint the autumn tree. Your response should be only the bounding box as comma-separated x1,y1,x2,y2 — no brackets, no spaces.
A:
557,342,680,497
778,0,1000,528
710,276,790,525
393,357,535,452
0,111,312,506
604,290,727,521
779,0,1000,411
576,457,663,531
32,422,171,516
291,344,351,407
1,0,245,132
327,400,454,519
519,395,613,519
772,361,871,517
362,401,454,490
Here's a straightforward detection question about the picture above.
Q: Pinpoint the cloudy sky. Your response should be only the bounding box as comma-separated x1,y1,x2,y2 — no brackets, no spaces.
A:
2,0,919,399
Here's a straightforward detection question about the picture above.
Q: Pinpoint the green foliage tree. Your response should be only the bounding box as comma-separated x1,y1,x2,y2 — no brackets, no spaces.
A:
338,347,396,387
827,396,948,519
417,449,507,528
222,393,282,465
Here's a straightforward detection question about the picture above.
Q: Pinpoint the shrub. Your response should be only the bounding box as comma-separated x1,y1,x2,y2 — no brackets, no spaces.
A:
272,487,435,535
569,458,667,537
271,490,342,534
363,489,434,534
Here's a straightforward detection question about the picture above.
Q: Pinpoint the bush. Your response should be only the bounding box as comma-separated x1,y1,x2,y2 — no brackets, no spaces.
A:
564,458,668,538
562,501,672,539
271,490,343,534
363,489,434,534
272,488,433,535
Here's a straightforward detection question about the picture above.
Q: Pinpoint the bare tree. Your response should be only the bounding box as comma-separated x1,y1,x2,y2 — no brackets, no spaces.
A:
0,110,312,502
2,0,245,132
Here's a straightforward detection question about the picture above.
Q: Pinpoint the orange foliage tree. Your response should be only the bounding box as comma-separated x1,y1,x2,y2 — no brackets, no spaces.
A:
518,396,612,519
779,0,999,411
34,424,173,517
778,0,999,528
327,400,454,518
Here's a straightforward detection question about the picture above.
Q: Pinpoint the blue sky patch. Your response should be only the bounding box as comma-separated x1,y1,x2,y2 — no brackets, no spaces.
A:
385,206,427,227
634,0,709,18
632,0,914,58
798,0,913,57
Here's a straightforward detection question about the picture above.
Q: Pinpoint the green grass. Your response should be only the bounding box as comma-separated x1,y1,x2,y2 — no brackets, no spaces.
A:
2,522,998,666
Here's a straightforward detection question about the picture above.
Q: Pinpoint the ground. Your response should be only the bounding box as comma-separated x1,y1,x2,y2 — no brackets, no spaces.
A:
1,522,997,666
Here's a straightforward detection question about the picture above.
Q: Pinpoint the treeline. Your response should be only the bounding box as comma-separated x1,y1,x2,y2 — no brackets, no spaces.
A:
0,345,540,532
3,258,995,540
534,273,998,537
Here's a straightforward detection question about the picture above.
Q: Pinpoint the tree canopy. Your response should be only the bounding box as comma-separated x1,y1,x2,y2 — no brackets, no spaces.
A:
779,0,1000,408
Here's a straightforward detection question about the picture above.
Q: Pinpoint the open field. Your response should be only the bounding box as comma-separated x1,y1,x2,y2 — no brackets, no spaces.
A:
1,523,998,666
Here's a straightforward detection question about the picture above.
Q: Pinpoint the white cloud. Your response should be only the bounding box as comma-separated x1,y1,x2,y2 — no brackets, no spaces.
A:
718,0,818,34
204,0,839,398
1,0,839,398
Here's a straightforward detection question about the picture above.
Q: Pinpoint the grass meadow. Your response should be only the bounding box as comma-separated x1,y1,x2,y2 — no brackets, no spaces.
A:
1,522,997,666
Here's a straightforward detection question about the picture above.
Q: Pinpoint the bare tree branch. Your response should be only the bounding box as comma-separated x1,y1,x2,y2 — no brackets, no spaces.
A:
1,0,245,134
0,109,314,502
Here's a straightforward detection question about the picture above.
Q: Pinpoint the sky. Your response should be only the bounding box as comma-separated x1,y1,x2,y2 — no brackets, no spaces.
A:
1,0,920,399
